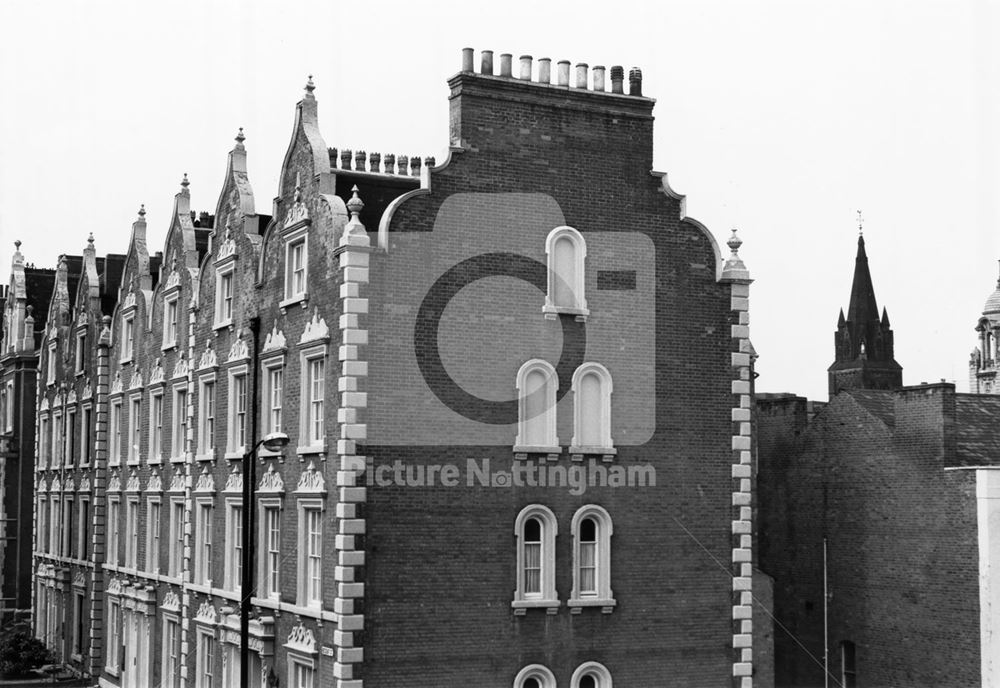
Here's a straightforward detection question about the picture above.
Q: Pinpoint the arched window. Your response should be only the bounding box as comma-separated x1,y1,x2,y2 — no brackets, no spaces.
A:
512,506,558,611
544,226,588,318
571,662,613,688
515,359,558,451
570,506,615,610
514,664,557,688
571,363,613,452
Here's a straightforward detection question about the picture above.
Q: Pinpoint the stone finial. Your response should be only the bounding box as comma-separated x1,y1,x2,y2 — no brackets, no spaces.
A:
138,204,146,218
424,156,435,169
856,209,864,235
235,127,245,145
87,233,95,248
721,228,752,283
181,173,189,190
347,185,364,218
14,239,21,251
305,75,315,96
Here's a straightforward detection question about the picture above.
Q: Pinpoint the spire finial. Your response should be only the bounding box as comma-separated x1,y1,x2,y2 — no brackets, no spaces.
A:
347,185,364,219
181,173,189,190
87,233,94,247
305,75,315,96
138,204,146,219
14,239,21,250
235,127,245,144
857,209,864,235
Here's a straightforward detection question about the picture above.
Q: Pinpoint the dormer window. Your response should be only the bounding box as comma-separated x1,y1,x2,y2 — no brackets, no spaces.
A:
543,225,588,319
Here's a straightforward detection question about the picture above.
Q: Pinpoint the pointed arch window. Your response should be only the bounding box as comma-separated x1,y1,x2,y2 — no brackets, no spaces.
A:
543,225,588,319
515,359,559,453
570,505,615,611
571,662,613,688
512,505,559,611
514,664,556,688
571,363,614,454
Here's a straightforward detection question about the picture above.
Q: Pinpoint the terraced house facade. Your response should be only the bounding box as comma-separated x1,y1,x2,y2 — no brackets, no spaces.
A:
27,50,761,688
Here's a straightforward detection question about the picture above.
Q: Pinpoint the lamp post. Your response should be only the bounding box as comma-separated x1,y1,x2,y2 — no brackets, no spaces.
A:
240,431,288,686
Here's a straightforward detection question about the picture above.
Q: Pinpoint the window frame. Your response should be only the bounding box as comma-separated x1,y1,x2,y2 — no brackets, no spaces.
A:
127,393,141,465
223,497,243,592
261,356,284,440
514,359,560,453
46,339,57,385
512,505,559,611
288,654,316,688
124,496,139,570
214,264,235,329
543,225,588,318
80,403,92,466
149,388,164,463
39,413,50,468
225,365,249,458
171,383,188,463
195,497,214,586
4,381,13,431
168,497,185,579
259,498,282,600
61,495,74,558
75,328,87,374
146,497,161,574
196,627,216,688
105,597,121,675
77,495,90,562
64,407,76,467
513,664,557,688
120,312,135,364
282,227,309,306
570,662,613,688
161,614,181,688
163,293,179,350
570,362,615,453
298,345,327,455
569,505,616,611
107,497,121,566
51,408,62,468
296,499,324,609
198,373,217,460
71,591,85,658
109,399,122,466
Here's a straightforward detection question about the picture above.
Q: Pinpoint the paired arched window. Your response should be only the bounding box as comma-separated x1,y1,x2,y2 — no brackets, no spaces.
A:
513,505,558,609
514,664,557,688
544,226,588,318
571,662,613,688
571,363,613,451
570,506,615,608
515,359,559,451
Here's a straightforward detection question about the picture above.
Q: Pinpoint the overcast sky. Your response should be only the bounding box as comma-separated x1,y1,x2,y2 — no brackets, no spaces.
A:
1,0,997,401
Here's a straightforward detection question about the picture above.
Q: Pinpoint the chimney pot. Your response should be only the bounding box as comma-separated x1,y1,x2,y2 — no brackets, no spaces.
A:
462,48,474,72
592,65,606,91
481,50,494,75
370,152,381,173
575,63,589,89
355,150,367,172
610,66,624,94
519,55,532,80
384,153,396,174
410,156,421,174
628,67,642,96
341,149,353,170
397,155,409,176
500,53,513,77
557,60,571,86
538,58,552,83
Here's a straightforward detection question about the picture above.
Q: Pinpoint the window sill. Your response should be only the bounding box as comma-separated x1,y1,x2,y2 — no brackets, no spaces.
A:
148,457,163,466
214,320,234,332
196,452,217,462
105,667,120,678
161,342,177,352
75,370,85,378
569,446,617,462
568,598,617,614
280,294,309,311
296,445,325,458
224,451,245,461
542,305,589,322
513,446,562,461
511,598,561,616
126,459,140,467
257,448,284,459
170,455,185,464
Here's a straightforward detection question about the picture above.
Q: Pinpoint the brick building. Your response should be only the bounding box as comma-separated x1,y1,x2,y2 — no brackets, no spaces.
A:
969,262,1000,393
0,242,59,623
27,50,761,687
758,236,1000,687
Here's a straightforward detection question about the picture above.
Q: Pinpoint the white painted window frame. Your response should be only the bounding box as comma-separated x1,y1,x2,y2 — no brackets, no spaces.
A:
197,373,217,460
146,496,161,574
571,662,613,688
514,664,557,688
512,504,559,611
570,362,615,454
296,499,324,609
225,365,249,458
569,505,616,611
298,345,327,455
514,359,560,453
259,496,282,601
163,293,179,350
171,382,188,463
542,225,588,318
214,263,235,330
223,497,243,592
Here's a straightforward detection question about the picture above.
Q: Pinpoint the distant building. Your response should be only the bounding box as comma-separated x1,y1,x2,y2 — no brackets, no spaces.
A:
969,263,1000,393
758,236,1000,688
25,50,763,687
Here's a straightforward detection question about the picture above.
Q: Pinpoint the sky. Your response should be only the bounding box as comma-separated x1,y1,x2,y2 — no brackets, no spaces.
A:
1,0,997,401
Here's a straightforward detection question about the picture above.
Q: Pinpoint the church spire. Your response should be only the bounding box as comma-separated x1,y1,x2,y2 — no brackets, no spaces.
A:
828,229,902,398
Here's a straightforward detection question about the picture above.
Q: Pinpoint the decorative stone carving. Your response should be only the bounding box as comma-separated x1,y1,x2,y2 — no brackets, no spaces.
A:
63,476,75,492
78,476,91,493
224,466,243,493
107,578,123,596
195,466,216,492
129,369,143,390
149,358,165,384
126,470,141,492
199,341,218,370
107,471,121,492
146,470,162,493
37,477,47,493
165,270,181,292
295,461,326,493
227,334,249,363
82,383,93,400
258,463,284,492
217,227,237,261
110,371,123,395
284,180,310,228
67,389,77,404
262,324,286,353
196,601,219,625
51,476,62,492
285,622,317,653
299,308,329,344
162,590,181,612
172,353,189,379
40,397,49,412
122,291,137,310
76,308,88,327
73,571,86,588
169,471,185,492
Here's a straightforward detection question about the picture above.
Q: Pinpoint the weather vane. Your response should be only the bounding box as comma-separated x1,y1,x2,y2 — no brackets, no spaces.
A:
857,210,864,235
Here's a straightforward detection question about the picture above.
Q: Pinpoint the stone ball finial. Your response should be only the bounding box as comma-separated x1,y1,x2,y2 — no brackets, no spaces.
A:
181,173,189,190
14,239,21,250
138,204,146,218
87,232,95,246
727,228,743,255
305,75,315,94
235,127,245,144
347,185,364,217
